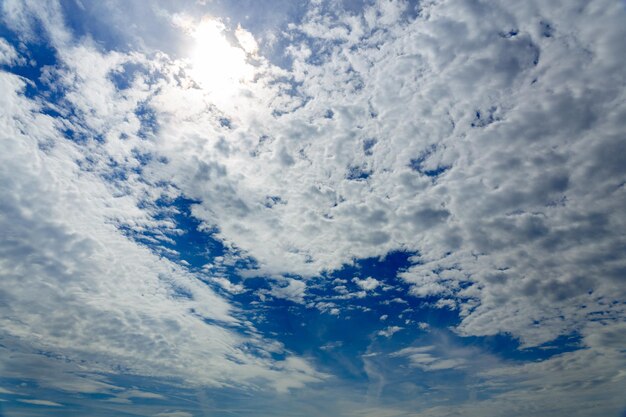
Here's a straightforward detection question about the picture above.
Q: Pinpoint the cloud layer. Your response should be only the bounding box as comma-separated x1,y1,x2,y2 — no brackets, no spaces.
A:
1,0,625,415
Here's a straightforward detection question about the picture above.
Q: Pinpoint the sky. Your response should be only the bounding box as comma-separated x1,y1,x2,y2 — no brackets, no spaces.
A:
0,0,625,416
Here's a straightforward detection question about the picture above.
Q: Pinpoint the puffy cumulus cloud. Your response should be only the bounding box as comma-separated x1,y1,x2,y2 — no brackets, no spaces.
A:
269,278,307,303
377,326,403,338
353,276,381,291
1,0,625,414
126,0,626,350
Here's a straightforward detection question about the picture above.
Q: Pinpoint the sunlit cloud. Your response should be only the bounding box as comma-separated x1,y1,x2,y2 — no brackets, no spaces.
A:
176,16,256,102
1,0,625,416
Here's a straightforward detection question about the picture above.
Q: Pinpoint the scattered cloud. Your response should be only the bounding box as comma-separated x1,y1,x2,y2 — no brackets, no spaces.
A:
270,278,307,303
17,399,63,407
391,346,466,371
0,0,625,415
377,326,403,338
155,412,193,417
353,277,381,291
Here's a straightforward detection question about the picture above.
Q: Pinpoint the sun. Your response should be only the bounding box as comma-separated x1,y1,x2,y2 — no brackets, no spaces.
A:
187,18,256,99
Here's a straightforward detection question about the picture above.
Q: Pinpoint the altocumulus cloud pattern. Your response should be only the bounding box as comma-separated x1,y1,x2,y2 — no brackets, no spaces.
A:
0,1,625,416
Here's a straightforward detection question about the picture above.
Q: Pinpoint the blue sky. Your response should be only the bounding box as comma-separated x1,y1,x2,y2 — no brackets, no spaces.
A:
1,1,625,416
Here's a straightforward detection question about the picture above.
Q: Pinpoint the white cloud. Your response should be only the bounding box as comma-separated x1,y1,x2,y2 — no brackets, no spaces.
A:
434,299,457,310
0,37,24,65
212,277,246,294
107,389,165,404
235,24,259,55
155,412,193,417
353,277,381,291
18,399,63,407
270,278,307,303
377,326,403,338
1,0,625,414
320,341,343,351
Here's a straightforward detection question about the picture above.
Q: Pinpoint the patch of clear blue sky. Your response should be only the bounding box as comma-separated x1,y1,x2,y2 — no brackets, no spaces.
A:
0,25,57,98
156,200,583,370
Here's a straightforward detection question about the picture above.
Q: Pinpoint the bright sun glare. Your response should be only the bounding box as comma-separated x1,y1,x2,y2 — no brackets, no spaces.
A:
188,19,256,98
